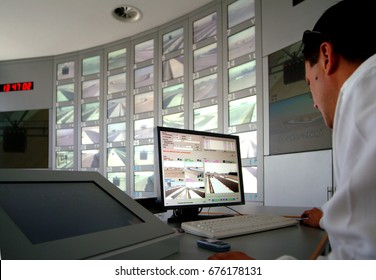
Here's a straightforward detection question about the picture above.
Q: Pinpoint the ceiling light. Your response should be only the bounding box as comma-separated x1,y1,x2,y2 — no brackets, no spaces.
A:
112,5,142,22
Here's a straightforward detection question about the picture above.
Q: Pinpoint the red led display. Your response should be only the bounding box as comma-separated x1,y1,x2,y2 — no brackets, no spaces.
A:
0,81,34,92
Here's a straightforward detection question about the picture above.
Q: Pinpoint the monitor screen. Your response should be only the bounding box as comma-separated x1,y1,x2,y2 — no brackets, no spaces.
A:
0,182,143,244
156,126,245,213
0,169,179,260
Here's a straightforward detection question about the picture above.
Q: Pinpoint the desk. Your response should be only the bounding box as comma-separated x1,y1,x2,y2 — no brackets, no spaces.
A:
158,205,328,260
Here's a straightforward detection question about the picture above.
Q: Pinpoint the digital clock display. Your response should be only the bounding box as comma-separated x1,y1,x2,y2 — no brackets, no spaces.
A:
0,81,34,92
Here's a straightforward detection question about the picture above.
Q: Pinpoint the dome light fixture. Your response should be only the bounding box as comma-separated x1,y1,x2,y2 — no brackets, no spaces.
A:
112,5,142,22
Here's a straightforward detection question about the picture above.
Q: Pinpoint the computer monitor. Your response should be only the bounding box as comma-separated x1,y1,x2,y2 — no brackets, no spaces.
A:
156,126,245,222
0,169,180,260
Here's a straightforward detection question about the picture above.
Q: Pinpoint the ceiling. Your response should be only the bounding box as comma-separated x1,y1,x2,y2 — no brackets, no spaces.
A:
0,0,213,61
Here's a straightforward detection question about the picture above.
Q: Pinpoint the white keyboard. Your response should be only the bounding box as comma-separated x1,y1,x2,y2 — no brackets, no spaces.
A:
181,214,299,239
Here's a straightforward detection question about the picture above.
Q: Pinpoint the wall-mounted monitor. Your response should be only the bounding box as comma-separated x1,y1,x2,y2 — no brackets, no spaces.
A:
156,126,245,222
56,106,74,124
193,43,217,73
135,39,154,64
107,97,126,119
107,172,126,192
56,83,74,102
82,79,100,98
194,105,218,131
229,95,256,126
81,102,100,122
162,112,184,129
81,149,100,168
193,12,217,43
57,62,75,80
56,128,74,147
162,83,184,109
107,122,126,143
194,73,217,102
163,28,184,54
108,73,126,94
228,27,255,61
228,60,256,93
134,65,154,89
107,147,126,167
81,126,100,145
82,56,100,76
134,171,154,192
134,91,154,114
162,55,184,81
227,0,254,29
108,48,127,70
134,118,154,139
56,151,74,169
134,145,154,166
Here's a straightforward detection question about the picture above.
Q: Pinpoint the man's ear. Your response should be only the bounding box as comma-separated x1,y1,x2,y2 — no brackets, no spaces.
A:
320,42,338,75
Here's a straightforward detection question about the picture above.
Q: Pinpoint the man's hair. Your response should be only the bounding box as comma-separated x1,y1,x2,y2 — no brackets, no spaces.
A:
302,0,376,66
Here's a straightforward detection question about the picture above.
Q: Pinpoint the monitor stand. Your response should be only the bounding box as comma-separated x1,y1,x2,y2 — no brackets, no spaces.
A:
167,207,233,223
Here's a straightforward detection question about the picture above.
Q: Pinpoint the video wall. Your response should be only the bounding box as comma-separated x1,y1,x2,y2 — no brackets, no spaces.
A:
53,0,259,199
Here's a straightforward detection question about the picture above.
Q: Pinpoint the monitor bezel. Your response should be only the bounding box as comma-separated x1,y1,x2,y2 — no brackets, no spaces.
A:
0,169,175,260
156,126,245,211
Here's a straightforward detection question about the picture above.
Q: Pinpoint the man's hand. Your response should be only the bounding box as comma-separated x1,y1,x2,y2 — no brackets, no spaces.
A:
301,207,323,228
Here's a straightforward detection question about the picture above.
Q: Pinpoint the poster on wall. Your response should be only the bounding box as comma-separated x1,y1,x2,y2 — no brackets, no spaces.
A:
268,41,332,155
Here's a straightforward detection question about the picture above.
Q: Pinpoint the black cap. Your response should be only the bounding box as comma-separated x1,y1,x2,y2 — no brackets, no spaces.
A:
303,0,376,62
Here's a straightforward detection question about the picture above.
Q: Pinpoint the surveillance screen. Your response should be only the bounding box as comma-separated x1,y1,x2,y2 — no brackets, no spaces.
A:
229,60,256,93
56,151,74,169
82,79,100,99
107,147,126,167
194,73,217,102
56,83,74,102
194,105,218,131
162,83,184,109
81,102,100,122
56,128,74,147
229,95,256,127
135,39,154,64
56,106,74,124
134,91,154,114
134,118,154,140
163,112,184,129
134,145,154,166
193,12,217,43
162,55,184,81
134,65,154,89
57,61,75,80
107,122,126,143
81,126,100,145
108,73,126,94
82,56,100,76
108,48,127,70
163,28,184,54
193,43,217,73
228,27,255,61
81,149,100,168
228,0,254,29
107,97,126,119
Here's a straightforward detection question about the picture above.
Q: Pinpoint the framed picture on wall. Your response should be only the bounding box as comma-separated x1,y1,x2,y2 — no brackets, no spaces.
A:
268,41,332,155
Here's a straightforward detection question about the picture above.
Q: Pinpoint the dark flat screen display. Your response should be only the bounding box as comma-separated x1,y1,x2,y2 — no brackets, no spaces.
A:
0,182,144,244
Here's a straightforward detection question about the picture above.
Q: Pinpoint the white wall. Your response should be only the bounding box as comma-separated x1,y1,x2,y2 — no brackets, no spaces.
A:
264,150,332,207
0,58,53,112
261,0,338,206
261,0,338,56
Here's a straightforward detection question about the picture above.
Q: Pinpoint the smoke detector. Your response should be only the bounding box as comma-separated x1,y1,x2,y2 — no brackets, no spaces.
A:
112,5,142,22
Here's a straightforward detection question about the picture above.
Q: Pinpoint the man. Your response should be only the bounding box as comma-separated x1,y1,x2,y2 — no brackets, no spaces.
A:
209,0,376,259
